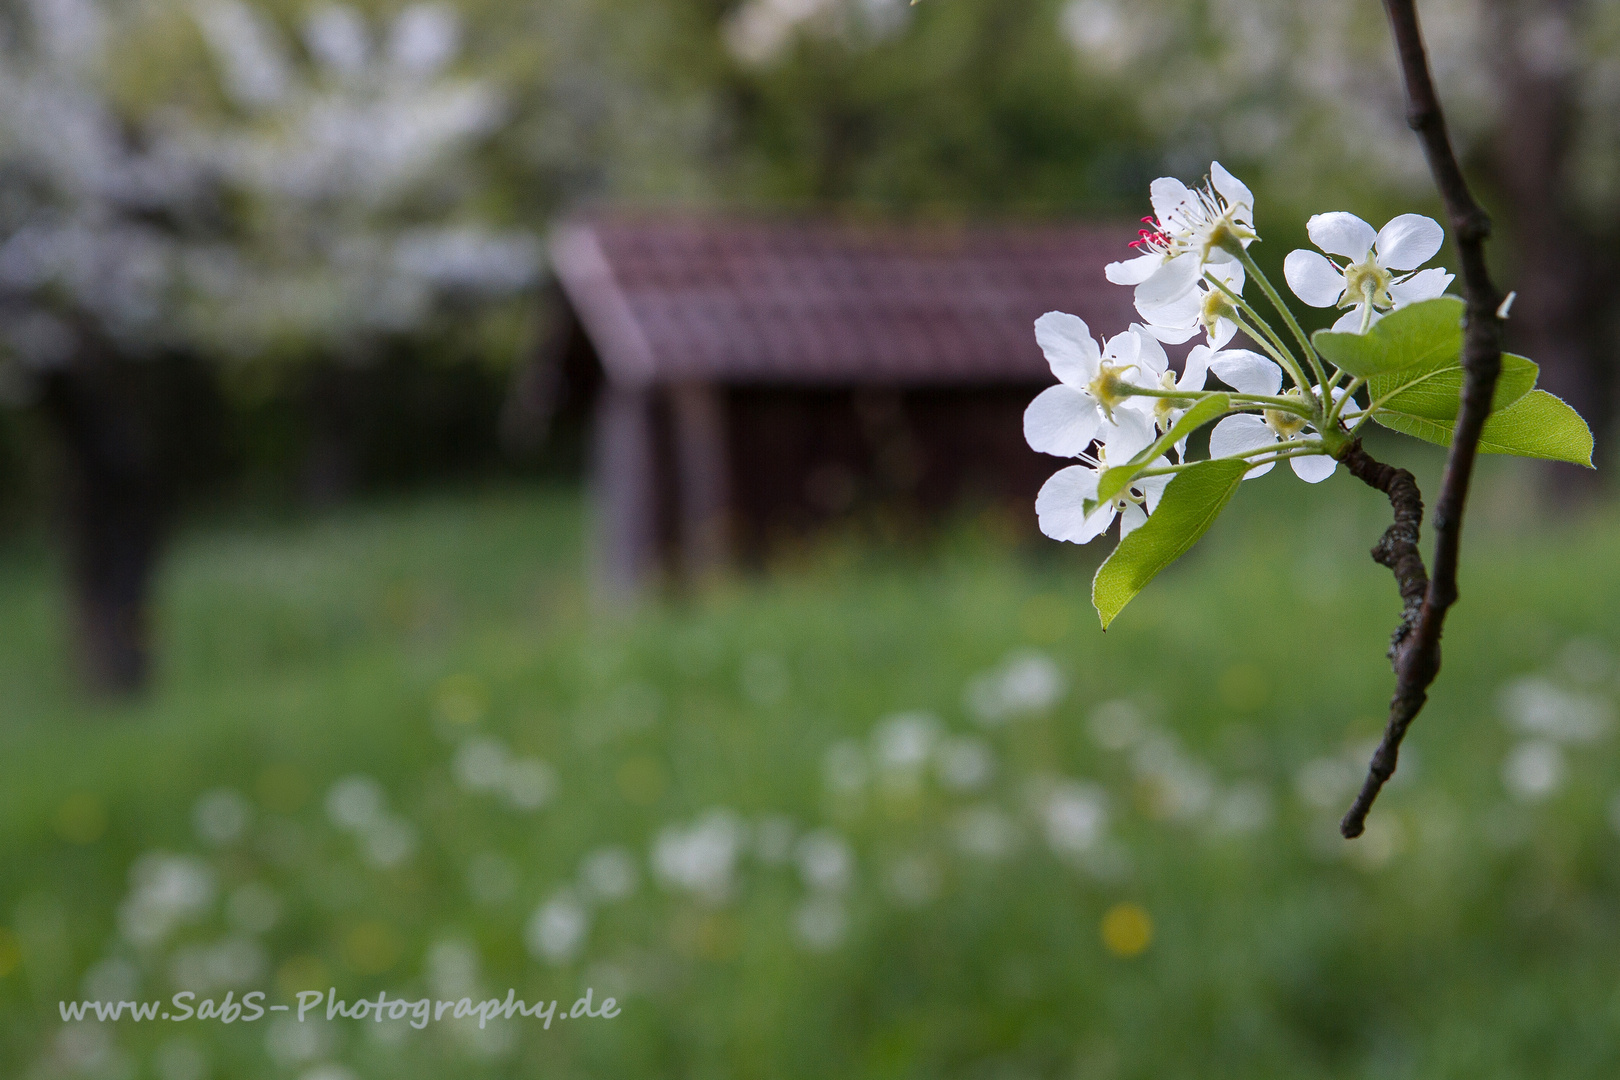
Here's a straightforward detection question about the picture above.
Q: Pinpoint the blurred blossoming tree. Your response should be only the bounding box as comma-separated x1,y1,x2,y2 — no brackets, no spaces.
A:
0,0,538,692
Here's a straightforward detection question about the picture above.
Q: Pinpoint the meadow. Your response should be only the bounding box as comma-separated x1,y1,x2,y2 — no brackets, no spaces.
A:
3,447,1620,1080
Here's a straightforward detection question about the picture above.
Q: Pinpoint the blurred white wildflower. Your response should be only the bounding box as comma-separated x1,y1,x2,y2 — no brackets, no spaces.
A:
1502,740,1566,802
503,758,558,811
873,711,940,797
425,937,480,999
579,847,639,902
1294,754,1360,811
935,737,994,792
193,788,252,846
525,892,590,965
388,4,459,77
1498,676,1614,743
964,651,1067,725
118,853,216,946
52,1023,115,1074
652,810,745,903
225,882,281,935
325,775,386,831
304,5,369,78
1041,782,1109,858
169,936,267,991
453,738,509,791
792,895,848,952
1344,813,1404,872
360,815,417,868
795,830,854,893
454,739,555,811
724,0,908,68
266,1016,326,1066
1132,736,1215,821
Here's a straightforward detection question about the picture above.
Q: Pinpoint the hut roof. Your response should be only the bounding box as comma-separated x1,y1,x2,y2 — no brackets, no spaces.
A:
550,215,1142,389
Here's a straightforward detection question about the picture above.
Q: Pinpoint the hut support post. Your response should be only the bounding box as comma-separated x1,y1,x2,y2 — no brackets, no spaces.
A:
670,381,731,578
591,384,660,602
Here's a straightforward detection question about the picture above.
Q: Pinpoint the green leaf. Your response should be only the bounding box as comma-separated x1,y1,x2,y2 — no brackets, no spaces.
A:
1092,458,1248,629
1313,297,1464,378
1479,390,1593,465
1370,390,1593,467
1088,394,1230,513
1369,352,1538,423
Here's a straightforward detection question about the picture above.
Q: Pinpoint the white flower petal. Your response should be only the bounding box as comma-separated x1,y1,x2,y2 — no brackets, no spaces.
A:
1024,385,1103,457
1283,249,1346,308
1206,260,1245,292
1103,328,1141,369
1289,452,1338,483
1118,501,1148,538
1136,462,1172,511
1206,316,1238,350
1149,177,1192,228
1134,252,1201,310
1374,214,1444,270
1035,467,1113,544
1034,312,1101,386
1209,414,1277,479
1306,212,1376,262
1209,350,1282,396
1328,385,1364,425
1388,267,1454,307
1138,323,1198,344
1130,325,1169,376
1330,306,1373,333
1177,345,1213,393
1209,161,1253,215
1100,406,1157,463
1137,285,1202,330
1105,253,1163,286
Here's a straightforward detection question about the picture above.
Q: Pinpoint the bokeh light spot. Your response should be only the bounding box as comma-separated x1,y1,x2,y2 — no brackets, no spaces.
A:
1100,903,1153,958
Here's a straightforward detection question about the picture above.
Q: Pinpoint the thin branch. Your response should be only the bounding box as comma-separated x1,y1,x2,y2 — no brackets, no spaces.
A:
1338,0,1506,838
1335,439,1431,828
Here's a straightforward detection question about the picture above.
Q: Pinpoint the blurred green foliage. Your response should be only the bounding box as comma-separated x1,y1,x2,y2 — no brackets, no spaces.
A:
4,457,1620,1077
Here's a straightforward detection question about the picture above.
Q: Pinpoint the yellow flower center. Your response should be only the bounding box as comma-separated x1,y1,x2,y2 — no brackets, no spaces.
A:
1199,289,1235,338
1086,360,1136,418
1153,370,1188,428
1341,258,1394,310
1264,388,1308,437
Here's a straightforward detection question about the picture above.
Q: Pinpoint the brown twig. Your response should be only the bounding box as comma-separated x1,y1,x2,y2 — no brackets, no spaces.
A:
1337,0,1506,838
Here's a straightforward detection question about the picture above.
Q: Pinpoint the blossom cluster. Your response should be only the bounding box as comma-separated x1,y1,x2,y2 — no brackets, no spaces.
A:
1026,162,1453,545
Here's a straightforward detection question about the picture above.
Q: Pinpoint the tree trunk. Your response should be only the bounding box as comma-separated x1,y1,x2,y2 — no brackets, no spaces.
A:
38,351,170,696
1485,0,1617,475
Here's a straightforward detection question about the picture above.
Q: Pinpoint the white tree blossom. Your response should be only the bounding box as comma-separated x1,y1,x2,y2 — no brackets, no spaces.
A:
1023,313,1164,457
1282,212,1453,332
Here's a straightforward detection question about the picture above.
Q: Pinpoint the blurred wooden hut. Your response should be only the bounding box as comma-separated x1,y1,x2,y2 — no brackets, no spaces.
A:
531,215,1138,594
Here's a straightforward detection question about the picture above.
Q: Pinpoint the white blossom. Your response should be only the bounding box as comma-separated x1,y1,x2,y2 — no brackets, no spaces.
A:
1283,212,1453,332
1106,162,1257,325
1207,351,1361,483
1024,314,1166,458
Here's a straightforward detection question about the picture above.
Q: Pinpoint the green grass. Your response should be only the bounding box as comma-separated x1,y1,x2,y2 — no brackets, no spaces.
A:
3,461,1620,1080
